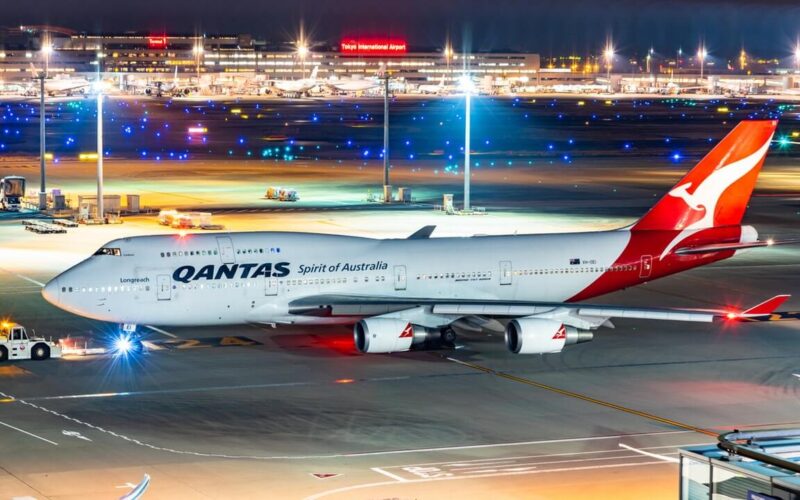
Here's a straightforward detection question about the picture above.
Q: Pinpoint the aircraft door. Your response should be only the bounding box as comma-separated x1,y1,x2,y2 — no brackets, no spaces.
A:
156,274,172,301
639,255,653,278
499,261,512,285
394,265,407,291
265,277,278,296
216,236,236,264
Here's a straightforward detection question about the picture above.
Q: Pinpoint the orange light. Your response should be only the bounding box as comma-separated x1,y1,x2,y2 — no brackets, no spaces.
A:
726,312,738,320
335,378,355,384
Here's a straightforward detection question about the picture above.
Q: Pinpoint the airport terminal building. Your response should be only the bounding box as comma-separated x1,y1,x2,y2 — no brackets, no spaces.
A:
0,27,541,86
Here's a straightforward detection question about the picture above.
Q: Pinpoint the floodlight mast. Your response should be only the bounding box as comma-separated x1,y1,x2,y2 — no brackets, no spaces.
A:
383,69,391,203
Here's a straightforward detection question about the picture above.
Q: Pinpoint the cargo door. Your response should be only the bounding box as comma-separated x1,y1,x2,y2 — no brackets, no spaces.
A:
156,274,172,301
217,236,236,264
499,261,512,285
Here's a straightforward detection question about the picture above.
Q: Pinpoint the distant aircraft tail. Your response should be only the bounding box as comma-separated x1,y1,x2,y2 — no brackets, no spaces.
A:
309,65,319,80
633,120,777,232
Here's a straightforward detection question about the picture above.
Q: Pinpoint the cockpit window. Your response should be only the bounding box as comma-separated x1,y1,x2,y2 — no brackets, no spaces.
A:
94,247,121,256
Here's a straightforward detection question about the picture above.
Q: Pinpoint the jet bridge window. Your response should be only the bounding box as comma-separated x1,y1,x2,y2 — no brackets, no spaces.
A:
94,247,121,256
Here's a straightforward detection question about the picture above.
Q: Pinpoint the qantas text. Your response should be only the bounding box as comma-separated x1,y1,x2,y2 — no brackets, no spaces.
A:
173,262,290,283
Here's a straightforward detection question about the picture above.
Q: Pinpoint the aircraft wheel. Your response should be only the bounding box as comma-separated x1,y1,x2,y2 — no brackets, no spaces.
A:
0,346,7,362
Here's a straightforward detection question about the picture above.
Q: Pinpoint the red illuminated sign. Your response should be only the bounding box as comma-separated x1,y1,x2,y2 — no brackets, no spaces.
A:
340,38,407,56
148,36,167,49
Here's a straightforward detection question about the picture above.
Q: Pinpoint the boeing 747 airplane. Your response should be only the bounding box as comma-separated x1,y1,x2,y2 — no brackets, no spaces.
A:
43,120,791,355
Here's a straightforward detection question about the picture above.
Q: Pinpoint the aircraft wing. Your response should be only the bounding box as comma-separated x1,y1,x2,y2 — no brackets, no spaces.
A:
287,293,791,329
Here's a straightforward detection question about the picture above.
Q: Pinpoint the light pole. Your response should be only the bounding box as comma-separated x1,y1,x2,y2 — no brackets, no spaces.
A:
795,43,800,73
677,47,682,71
41,41,53,76
382,69,391,203
698,45,707,80
95,53,105,222
37,42,53,211
192,38,203,80
297,42,308,79
604,44,614,93
461,74,472,211
444,44,453,79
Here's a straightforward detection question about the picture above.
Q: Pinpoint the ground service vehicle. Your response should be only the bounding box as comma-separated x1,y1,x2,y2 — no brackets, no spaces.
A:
0,176,25,211
0,322,62,361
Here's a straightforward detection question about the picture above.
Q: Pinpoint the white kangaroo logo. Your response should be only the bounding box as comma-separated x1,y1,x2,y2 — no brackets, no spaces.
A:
659,137,772,259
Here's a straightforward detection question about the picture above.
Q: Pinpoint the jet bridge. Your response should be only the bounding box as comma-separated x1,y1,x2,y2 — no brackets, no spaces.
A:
680,428,800,499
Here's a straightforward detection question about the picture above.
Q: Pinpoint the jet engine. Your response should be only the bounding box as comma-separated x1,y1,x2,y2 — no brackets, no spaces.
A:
505,318,593,354
354,318,439,354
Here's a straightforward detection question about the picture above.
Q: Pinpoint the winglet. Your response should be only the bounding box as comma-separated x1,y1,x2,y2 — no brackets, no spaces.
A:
408,225,436,240
740,294,791,316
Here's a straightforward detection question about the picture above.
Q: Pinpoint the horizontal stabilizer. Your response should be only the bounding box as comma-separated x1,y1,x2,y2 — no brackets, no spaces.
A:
739,295,791,317
675,239,800,255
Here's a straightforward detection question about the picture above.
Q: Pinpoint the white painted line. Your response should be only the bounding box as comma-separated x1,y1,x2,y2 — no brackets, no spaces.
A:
145,325,178,338
2,388,697,463
0,420,58,445
370,467,409,482
305,460,673,500
619,443,680,463
62,430,92,442
14,273,45,287
392,443,704,469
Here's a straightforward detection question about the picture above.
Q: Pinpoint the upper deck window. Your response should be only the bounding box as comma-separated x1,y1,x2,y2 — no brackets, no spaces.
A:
94,247,122,256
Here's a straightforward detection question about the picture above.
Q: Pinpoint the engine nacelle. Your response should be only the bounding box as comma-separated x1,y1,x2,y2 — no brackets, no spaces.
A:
354,318,438,354
505,318,593,354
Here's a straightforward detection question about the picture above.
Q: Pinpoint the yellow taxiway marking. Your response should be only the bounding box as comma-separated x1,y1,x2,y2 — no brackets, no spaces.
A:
445,356,718,438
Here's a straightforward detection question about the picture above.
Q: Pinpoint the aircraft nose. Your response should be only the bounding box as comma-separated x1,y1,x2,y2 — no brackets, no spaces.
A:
42,277,60,306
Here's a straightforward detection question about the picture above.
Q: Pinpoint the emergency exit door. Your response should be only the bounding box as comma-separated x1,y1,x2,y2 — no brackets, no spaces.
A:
394,265,407,291
156,274,172,301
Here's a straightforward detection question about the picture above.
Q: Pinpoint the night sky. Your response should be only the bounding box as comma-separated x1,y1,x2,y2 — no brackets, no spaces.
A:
7,0,800,58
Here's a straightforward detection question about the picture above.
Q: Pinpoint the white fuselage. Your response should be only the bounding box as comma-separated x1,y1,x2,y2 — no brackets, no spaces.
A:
329,79,380,92
44,230,632,327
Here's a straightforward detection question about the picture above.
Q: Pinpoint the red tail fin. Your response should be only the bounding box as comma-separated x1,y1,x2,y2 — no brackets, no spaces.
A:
633,120,777,231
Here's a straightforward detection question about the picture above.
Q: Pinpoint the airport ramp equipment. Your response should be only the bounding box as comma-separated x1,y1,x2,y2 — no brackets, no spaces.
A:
22,220,67,234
